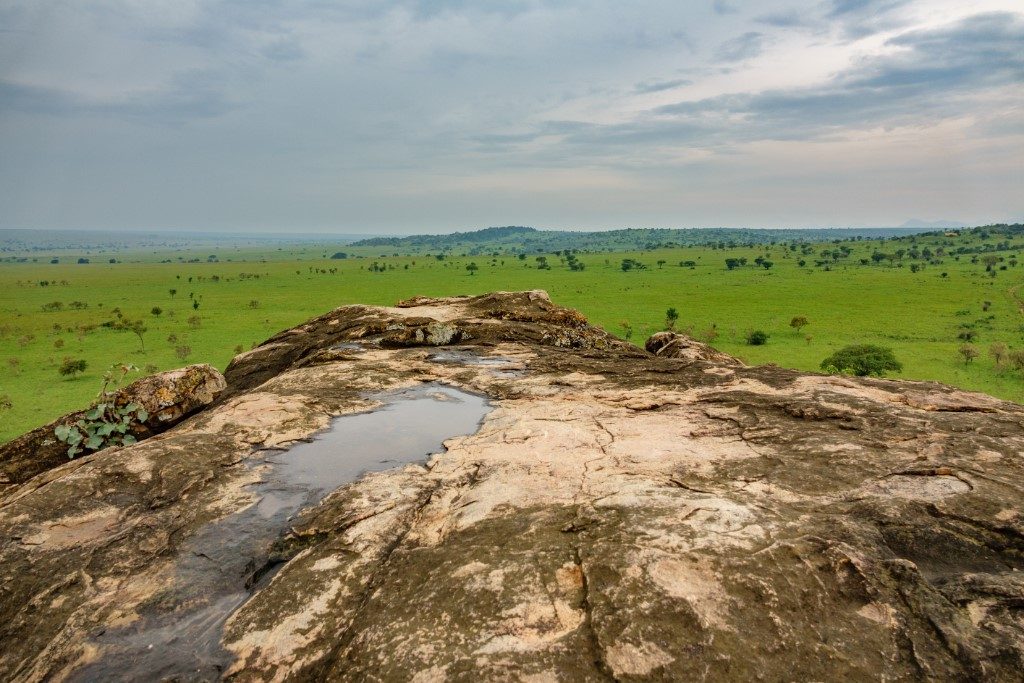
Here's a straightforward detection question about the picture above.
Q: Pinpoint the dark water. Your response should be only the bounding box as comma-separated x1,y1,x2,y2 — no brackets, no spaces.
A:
72,383,490,682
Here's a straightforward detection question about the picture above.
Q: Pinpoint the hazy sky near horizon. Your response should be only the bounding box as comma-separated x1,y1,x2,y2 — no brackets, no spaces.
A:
1,1,1022,234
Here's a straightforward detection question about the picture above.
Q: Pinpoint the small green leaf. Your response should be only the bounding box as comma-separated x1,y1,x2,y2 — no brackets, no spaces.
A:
55,424,71,441
67,445,80,459
86,405,105,420
66,430,83,446
135,409,149,422
96,423,114,437
85,435,104,450
124,402,141,412
115,423,128,434
122,434,137,445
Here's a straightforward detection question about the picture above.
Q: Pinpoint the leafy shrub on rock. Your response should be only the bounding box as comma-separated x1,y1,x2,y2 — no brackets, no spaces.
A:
54,402,148,458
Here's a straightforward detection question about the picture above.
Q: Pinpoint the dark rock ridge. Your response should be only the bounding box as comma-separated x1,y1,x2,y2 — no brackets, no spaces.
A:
1,291,1022,681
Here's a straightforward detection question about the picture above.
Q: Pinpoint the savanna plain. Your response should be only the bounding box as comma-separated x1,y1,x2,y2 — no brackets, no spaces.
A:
1,225,1021,444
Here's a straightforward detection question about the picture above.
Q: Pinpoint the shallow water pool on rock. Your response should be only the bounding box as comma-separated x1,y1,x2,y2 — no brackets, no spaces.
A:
72,383,491,681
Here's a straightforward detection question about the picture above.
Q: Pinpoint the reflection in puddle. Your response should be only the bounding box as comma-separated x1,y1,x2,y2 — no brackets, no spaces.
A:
429,349,511,366
330,341,365,351
73,383,491,682
429,349,527,378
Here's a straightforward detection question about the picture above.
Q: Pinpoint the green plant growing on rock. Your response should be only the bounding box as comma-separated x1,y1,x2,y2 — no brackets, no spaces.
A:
54,402,147,459
54,363,145,458
821,344,902,377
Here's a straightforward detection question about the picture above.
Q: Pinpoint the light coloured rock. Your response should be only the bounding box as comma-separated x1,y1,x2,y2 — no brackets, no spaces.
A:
1,292,1023,681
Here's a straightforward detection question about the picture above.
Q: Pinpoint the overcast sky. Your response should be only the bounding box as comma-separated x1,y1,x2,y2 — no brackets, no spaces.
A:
1,0,1021,233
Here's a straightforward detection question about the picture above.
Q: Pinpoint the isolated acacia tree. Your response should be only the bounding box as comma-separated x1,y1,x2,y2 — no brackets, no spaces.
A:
114,318,148,352
466,263,479,276
790,316,810,333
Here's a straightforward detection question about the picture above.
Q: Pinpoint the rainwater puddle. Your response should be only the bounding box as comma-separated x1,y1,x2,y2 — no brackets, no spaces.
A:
72,383,490,681
429,349,527,378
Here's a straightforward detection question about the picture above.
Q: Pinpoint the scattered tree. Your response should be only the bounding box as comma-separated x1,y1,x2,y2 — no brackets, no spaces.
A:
114,318,148,352
175,345,192,361
821,345,902,377
789,316,809,333
59,357,88,379
990,342,1009,370
466,263,479,275
746,330,769,346
958,344,980,364
169,288,177,298
665,307,679,331
151,306,163,317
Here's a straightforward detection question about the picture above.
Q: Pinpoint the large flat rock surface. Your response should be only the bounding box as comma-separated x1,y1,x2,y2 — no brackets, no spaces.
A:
1,291,1022,681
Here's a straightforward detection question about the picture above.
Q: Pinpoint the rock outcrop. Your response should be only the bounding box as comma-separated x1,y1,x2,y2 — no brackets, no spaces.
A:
1,291,1022,681
645,330,743,366
0,363,226,493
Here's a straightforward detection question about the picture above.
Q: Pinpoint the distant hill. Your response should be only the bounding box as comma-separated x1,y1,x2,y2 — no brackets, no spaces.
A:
899,219,966,229
351,225,934,254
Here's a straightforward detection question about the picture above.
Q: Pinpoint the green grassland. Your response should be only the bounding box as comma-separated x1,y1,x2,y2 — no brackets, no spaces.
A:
1,227,1022,443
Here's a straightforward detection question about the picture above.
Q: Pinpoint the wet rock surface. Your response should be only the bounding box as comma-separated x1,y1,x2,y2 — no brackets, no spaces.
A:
1,291,1023,681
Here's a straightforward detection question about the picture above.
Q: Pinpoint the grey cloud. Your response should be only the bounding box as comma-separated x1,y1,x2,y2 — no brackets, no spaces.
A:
825,0,915,38
755,10,816,28
826,0,908,17
713,1,738,15
633,78,693,93
715,32,764,62
656,12,1024,139
0,69,234,123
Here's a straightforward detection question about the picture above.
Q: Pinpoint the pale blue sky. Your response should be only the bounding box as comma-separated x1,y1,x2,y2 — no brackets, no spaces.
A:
1,0,1021,233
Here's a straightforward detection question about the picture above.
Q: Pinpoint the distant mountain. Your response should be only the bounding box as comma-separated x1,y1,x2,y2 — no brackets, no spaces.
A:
899,219,965,229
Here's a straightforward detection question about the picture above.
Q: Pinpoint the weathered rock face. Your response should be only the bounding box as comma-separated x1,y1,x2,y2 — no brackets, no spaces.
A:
1,291,1023,681
645,330,743,366
0,363,226,493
